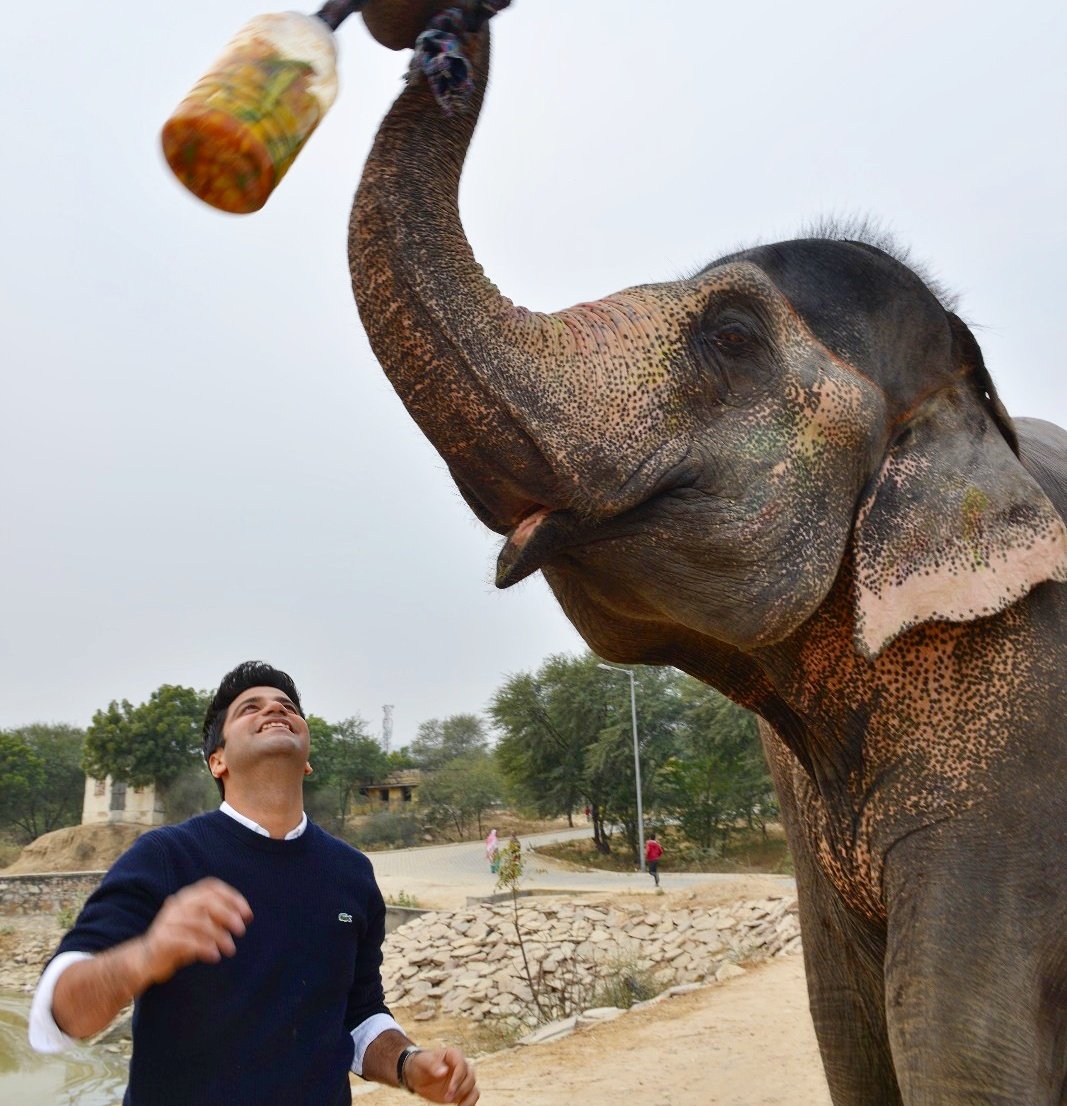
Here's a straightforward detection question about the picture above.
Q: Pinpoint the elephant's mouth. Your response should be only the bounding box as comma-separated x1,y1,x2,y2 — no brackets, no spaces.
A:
493,456,702,588
496,507,583,588
495,494,671,588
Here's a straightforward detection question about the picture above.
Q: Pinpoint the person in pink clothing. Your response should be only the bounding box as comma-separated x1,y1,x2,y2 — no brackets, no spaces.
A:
485,828,499,873
645,834,664,887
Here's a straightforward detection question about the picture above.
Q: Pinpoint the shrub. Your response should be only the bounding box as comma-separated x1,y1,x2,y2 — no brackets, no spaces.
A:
353,812,421,849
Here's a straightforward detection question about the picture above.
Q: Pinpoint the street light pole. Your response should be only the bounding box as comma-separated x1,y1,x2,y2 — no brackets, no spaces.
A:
596,663,646,872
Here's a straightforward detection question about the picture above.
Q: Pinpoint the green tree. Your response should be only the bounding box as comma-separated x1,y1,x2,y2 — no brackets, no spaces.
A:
419,751,503,839
586,665,688,860
491,652,687,857
407,714,488,771
0,724,85,841
657,681,775,851
491,654,609,836
385,747,418,772
162,764,220,823
83,685,208,790
305,715,389,827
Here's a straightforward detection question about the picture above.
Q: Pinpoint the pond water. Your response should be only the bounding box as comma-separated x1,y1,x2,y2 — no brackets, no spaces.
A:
0,991,128,1106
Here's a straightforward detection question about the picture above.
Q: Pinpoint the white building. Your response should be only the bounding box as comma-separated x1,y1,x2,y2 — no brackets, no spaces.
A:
82,776,166,827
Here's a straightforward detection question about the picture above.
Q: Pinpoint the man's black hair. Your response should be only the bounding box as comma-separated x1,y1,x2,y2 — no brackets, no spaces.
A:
202,661,304,799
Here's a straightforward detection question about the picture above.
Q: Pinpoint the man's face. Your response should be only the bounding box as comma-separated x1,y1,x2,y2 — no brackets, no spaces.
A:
209,685,311,788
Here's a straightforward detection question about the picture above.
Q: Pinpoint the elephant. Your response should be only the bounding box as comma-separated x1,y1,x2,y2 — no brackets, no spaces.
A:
347,8,1067,1104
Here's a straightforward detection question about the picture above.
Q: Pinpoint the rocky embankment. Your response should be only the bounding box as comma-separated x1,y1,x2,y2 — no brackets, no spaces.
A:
2,893,803,1044
0,918,63,993
384,894,801,1026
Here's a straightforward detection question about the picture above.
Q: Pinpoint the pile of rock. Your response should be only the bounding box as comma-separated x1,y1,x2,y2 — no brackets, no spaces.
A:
382,895,800,1025
0,920,63,992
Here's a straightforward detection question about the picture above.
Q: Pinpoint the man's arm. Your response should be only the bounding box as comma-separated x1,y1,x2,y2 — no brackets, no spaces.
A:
361,1028,479,1106
50,935,155,1039
345,871,477,1104
51,877,252,1039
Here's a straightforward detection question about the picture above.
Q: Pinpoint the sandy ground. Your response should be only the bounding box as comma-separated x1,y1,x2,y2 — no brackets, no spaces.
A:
362,953,830,1106
2,823,147,874
478,955,830,1106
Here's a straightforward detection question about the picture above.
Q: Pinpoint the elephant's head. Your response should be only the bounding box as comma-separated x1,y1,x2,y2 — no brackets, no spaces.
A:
350,23,1067,682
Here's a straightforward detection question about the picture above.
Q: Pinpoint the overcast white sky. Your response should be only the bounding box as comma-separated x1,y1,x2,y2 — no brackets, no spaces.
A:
2,1,1064,742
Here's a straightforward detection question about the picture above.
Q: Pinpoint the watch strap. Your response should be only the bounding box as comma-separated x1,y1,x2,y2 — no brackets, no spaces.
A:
397,1044,423,1092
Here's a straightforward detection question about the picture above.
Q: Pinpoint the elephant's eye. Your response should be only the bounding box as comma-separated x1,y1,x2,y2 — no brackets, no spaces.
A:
711,324,752,353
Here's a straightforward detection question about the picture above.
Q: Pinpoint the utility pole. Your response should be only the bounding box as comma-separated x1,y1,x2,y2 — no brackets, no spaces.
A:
596,663,646,871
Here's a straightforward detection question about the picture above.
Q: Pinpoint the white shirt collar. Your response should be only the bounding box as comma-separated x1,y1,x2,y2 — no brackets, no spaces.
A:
220,801,307,840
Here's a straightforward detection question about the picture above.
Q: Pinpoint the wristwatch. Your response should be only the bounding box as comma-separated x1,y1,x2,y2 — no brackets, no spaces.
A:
397,1044,424,1092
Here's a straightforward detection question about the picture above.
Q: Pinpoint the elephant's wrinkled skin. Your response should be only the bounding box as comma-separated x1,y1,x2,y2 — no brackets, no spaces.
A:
348,24,1067,1106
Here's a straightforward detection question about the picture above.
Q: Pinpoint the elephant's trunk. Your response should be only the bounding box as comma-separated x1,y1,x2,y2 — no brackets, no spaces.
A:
350,23,703,573
350,27,563,533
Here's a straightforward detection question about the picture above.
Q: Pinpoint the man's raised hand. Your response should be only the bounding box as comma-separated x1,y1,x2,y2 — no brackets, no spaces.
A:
140,877,253,985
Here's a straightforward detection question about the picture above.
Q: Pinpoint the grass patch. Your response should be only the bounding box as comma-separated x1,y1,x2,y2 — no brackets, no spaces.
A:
0,840,22,869
385,889,422,908
592,955,664,1008
538,825,793,876
394,1007,526,1056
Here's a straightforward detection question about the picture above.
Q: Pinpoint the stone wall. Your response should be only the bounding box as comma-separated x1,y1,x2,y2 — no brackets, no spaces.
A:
383,894,802,1025
0,876,427,995
0,871,106,916
0,869,425,928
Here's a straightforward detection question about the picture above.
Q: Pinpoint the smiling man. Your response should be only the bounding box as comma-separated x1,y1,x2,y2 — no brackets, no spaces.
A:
29,660,477,1106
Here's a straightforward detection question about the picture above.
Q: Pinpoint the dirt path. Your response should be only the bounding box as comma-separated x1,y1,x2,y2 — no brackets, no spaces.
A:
480,954,830,1106
356,954,830,1105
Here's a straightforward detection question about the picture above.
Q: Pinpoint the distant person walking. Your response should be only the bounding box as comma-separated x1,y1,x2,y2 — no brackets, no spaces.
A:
485,828,499,873
645,834,664,887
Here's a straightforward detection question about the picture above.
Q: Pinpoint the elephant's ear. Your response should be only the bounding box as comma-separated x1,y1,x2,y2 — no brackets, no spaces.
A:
852,369,1067,658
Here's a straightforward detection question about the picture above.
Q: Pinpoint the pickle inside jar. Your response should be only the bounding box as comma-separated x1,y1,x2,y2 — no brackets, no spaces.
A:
161,16,337,214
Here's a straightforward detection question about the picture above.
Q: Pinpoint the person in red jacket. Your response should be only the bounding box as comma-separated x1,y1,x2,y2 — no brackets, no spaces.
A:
645,834,664,887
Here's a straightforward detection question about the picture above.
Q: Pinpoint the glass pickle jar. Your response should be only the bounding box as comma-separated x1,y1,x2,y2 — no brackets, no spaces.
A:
161,12,339,214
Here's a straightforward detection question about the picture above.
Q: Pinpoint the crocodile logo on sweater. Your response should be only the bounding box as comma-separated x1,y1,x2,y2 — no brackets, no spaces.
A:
338,912,353,923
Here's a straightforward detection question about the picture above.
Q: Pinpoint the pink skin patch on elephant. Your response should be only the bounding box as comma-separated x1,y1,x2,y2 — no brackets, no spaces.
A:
510,506,551,550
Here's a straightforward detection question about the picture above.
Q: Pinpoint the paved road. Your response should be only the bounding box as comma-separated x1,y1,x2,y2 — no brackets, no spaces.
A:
364,828,794,905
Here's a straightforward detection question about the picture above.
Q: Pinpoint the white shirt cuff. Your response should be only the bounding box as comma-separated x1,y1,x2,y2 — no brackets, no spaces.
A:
28,951,95,1053
350,1012,406,1076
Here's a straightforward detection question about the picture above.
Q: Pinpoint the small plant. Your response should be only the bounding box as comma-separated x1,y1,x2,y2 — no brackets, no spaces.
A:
493,840,609,1024
591,954,663,1009
56,906,77,931
387,890,421,908
467,1017,525,1054
495,838,553,1023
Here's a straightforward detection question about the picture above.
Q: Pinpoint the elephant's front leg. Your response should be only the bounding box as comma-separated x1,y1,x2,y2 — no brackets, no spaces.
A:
883,823,1067,1105
793,839,903,1105
759,722,902,1104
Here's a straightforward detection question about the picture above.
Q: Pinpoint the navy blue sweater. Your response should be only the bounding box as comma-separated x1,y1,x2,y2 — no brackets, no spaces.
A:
55,811,391,1106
